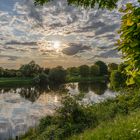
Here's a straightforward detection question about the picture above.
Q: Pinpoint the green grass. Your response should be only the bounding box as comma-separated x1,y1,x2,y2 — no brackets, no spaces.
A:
66,76,107,83
69,110,140,140
0,77,33,87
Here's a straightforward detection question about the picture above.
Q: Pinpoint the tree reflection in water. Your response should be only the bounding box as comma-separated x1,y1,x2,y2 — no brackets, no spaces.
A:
90,82,108,95
78,82,89,93
77,82,108,95
0,81,108,103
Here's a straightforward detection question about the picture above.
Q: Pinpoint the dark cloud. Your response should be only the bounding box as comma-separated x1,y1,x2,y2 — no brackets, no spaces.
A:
90,48,120,59
100,49,120,58
95,34,116,40
97,44,116,50
75,22,106,33
23,0,43,25
5,40,38,46
49,22,65,28
62,43,91,55
95,24,120,35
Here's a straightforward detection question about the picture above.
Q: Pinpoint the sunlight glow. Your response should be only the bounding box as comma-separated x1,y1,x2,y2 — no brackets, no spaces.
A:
53,41,61,50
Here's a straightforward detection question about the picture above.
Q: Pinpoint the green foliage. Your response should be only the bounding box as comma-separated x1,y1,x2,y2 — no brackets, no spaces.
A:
79,65,89,77
49,66,66,84
118,63,127,72
118,3,140,85
110,70,126,90
95,61,108,76
34,0,119,9
90,64,100,77
33,72,49,85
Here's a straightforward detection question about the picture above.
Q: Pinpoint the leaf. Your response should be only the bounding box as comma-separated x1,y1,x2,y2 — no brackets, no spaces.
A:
126,19,134,26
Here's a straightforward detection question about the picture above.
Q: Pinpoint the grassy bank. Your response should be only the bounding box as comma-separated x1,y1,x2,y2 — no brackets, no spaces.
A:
19,88,140,140
69,109,140,140
0,76,107,87
66,76,107,83
0,77,33,87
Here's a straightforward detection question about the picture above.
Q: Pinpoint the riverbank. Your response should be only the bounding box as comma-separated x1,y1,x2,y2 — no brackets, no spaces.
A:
66,76,107,83
19,88,140,140
0,76,107,87
0,78,33,87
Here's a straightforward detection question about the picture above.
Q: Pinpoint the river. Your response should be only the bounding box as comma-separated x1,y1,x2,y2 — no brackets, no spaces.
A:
0,82,117,140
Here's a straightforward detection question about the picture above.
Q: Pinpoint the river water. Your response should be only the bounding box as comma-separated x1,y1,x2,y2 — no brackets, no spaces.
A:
0,82,117,140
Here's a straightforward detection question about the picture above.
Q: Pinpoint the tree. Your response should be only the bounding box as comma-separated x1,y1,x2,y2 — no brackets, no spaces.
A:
90,65,100,77
34,0,119,9
79,65,89,77
49,66,66,84
95,61,108,76
110,70,126,90
20,61,42,77
117,3,140,85
67,67,79,77
33,72,49,85
43,68,50,75
108,63,118,72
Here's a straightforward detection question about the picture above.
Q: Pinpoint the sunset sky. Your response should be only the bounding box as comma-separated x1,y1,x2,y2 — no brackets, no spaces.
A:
0,0,136,69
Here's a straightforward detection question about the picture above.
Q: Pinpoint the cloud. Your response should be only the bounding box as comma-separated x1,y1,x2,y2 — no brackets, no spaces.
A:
5,40,38,46
1,0,137,68
19,0,43,25
62,43,91,55
0,54,20,61
95,24,120,35
89,48,121,59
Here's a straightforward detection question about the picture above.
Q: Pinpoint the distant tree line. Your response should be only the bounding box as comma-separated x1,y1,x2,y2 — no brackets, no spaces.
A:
0,60,127,89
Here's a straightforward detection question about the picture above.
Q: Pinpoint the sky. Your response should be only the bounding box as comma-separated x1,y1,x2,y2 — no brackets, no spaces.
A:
0,0,136,69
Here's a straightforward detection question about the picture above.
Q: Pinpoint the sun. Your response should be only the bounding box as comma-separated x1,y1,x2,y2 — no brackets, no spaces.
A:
53,41,61,50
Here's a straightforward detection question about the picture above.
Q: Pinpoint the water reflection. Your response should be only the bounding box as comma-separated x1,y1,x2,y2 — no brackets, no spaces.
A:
78,82,89,93
90,82,107,95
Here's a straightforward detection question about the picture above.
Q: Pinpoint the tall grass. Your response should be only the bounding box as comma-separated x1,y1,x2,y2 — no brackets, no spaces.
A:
70,110,140,140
